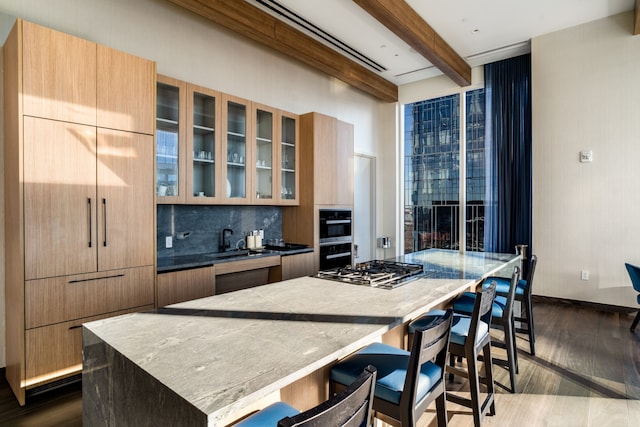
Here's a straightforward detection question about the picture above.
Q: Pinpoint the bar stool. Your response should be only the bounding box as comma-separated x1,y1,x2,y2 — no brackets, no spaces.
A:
408,284,497,427
452,267,520,393
234,365,377,427
330,309,453,427
483,255,538,355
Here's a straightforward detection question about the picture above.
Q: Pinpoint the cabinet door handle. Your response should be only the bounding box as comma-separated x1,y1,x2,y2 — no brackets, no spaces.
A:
68,273,125,284
102,198,107,247
87,198,92,248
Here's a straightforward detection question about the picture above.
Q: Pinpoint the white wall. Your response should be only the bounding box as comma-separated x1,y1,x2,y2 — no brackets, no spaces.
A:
0,0,389,368
532,11,640,307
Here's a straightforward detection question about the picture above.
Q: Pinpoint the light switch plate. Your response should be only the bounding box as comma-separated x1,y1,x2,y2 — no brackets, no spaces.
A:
166,236,173,248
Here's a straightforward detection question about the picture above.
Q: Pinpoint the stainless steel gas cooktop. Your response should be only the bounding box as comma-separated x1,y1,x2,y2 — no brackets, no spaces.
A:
316,260,426,289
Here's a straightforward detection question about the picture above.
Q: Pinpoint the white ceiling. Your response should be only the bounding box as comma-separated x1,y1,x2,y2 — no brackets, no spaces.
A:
250,0,635,85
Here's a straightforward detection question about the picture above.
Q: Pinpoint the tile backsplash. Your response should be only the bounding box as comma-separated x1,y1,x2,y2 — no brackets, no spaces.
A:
157,205,282,258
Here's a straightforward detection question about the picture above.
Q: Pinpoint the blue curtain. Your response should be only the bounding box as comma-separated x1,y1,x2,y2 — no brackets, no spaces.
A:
484,54,532,255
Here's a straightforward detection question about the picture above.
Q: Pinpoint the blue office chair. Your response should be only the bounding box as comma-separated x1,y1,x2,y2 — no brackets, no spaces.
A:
624,263,640,332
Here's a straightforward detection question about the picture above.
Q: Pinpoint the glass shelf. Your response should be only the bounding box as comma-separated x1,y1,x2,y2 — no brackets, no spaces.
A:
225,100,247,199
156,82,181,199
280,115,297,201
254,108,274,202
191,91,217,198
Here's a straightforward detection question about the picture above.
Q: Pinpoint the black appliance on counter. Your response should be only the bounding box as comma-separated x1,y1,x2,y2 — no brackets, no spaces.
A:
318,209,353,270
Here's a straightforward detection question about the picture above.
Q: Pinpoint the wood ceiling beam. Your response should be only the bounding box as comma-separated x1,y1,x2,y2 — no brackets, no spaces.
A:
634,0,640,35
353,0,471,87
167,0,398,102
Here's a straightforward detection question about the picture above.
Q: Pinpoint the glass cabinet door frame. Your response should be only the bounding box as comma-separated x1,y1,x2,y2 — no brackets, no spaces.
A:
185,83,222,204
277,110,300,205
251,103,278,205
156,75,187,204
220,93,253,205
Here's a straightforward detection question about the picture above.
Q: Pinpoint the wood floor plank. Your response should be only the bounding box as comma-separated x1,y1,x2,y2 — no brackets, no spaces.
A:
588,397,630,427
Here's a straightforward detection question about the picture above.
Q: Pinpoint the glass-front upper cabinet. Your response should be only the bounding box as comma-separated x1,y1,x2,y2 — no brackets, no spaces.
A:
156,76,186,204
279,112,299,205
222,95,250,203
253,104,276,204
186,84,220,204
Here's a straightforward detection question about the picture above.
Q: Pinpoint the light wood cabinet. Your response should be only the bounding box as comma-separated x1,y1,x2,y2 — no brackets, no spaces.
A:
23,118,98,280
25,266,155,329
157,266,215,307
252,103,277,204
97,128,155,270
335,120,355,206
221,94,252,204
281,252,315,280
185,84,223,203
96,45,155,134
305,112,354,206
23,119,154,279
155,76,299,206
156,75,187,203
278,112,300,205
24,306,153,390
269,252,315,282
21,20,154,135
3,19,156,405
283,112,354,273
22,20,97,126
251,105,300,205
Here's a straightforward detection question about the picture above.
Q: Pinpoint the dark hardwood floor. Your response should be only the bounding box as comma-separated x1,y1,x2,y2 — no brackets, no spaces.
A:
0,298,638,426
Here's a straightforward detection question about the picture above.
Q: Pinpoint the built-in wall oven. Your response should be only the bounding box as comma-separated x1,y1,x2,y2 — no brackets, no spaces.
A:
319,209,353,270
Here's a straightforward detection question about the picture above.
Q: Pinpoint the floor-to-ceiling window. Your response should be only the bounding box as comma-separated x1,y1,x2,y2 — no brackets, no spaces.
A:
404,88,486,253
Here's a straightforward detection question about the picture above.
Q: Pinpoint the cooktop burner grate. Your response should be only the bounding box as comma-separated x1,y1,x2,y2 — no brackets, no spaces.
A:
317,260,425,289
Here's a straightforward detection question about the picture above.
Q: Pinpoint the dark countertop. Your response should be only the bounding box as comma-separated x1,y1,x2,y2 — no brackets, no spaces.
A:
157,247,313,273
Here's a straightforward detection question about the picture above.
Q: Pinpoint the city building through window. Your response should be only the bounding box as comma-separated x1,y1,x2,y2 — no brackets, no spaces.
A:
404,88,486,253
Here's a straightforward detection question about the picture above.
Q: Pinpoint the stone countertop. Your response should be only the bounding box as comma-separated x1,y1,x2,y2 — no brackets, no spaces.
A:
157,247,314,273
394,249,518,279
84,249,519,426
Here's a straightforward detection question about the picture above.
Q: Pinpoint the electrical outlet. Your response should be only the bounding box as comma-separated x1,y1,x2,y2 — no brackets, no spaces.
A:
166,236,173,248
581,270,589,281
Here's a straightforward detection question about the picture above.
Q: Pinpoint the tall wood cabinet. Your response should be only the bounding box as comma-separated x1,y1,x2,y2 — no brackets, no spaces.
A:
283,112,354,272
3,19,156,404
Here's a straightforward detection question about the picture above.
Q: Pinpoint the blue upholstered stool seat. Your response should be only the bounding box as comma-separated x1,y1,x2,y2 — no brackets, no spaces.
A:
330,342,442,405
408,309,489,346
453,292,508,319
234,401,300,427
483,277,527,296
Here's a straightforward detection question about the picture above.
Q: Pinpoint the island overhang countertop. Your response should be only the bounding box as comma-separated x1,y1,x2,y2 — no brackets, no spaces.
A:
82,249,520,426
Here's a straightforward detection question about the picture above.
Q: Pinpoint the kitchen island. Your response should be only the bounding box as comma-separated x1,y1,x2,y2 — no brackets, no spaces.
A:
82,249,519,426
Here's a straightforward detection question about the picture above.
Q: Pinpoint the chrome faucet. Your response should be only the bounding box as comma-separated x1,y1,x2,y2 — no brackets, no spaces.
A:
220,228,233,252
